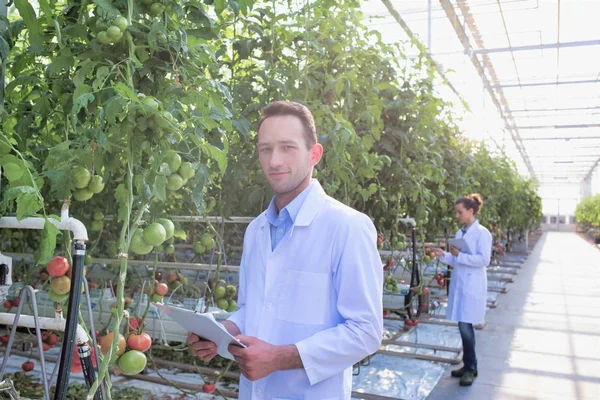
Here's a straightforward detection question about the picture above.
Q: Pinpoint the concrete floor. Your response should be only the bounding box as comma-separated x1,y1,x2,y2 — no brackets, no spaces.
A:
427,232,600,400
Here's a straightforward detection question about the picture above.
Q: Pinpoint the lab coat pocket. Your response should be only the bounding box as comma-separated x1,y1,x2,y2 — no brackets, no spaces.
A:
277,270,329,326
463,272,483,298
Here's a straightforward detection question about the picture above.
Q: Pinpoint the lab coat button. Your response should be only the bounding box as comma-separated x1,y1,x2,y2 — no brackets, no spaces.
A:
265,302,272,309
255,388,262,395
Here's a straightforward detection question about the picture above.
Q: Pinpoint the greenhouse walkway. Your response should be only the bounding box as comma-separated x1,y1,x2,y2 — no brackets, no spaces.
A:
427,232,600,400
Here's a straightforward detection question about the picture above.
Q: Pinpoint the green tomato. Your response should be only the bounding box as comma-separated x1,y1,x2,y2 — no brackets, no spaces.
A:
118,350,147,375
226,285,237,297
166,173,184,191
150,2,165,15
85,254,93,265
73,188,94,202
90,220,104,232
165,245,175,255
150,293,164,303
214,286,226,299
93,210,104,221
113,16,128,32
216,299,229,310
96,31,111,45
142,223,167,247
164,151,182,173
108,242,118,258
156,218,175,240
107,25,122,40
87,175,105,194
193,241,206,255
178,162,195,180
143,96,160,110
201,233,215,249
72,166,91,189
130,229,153,255
227,300,237,312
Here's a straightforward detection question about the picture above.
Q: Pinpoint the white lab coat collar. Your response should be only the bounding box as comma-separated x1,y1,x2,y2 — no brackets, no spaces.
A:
257,179,327,230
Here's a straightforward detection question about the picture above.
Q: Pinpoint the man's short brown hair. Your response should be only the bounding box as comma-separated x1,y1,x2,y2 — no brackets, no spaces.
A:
257,101,317,149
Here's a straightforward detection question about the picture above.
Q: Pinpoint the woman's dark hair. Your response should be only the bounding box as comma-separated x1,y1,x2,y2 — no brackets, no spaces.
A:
456,193,484,215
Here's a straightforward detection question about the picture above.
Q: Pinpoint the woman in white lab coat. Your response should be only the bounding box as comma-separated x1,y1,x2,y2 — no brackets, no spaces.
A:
432,193,492,387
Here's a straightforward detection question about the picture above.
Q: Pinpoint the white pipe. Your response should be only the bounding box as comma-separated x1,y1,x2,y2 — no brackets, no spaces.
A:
0,203,88,241
398,217,417,227
0,313,89,344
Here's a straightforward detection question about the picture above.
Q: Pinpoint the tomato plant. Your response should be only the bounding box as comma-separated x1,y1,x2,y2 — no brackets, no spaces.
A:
0,0,543,396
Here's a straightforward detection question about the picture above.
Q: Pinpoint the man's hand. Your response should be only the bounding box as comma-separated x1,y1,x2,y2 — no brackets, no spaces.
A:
228,336,303,381
449,246,460,257
187,333,218,362
431,248,445,257
188,320,241,362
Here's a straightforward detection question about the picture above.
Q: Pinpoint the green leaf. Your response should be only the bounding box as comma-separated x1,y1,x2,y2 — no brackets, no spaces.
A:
93,66,110,91
17,190,44,221
93,0,121,17
38,0,54,25
203,144,227,173
113,82,138,102
192,165,209,214
173,229,187,241
38,218,59,265
48,54,75,76
153,175,167,202
2,163,24,181
148,21,167,52
71,93,95,130
74,60,98,87
14,0,44,54
104,96,126,124
232,118,251,138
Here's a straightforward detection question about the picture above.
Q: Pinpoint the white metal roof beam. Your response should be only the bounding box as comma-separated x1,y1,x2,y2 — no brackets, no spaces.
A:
518,124,600,130
440,0,535,178
471,39,600,55
493,79,599,89
520,136,600,141
509,106,600,113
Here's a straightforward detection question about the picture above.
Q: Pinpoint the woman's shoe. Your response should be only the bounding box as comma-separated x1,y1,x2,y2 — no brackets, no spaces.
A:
451,367,478,378
460,370,477,386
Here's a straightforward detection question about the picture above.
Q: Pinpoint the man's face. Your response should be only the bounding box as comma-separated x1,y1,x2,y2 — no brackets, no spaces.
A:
257,115,322,196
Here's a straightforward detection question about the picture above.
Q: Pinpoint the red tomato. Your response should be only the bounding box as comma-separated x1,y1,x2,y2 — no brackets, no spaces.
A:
47,256,70,277
154,283,168,296
21,361,34,372
47,333,58,346
202,383,216,394
99,332,126,356
127,333,152,352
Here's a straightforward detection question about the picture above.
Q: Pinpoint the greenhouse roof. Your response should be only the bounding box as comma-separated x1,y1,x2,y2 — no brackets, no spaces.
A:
361,0,600,185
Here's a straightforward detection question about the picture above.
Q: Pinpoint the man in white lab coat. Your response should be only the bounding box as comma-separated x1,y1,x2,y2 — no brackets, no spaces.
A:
188,101,384,399
432,193,492,387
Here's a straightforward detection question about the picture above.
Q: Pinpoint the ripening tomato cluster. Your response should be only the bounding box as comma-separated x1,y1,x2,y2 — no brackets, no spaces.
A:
130,217,175,256
96,318,152,376
193,232,216,256
71,166,105,202
90,16,129,45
